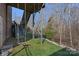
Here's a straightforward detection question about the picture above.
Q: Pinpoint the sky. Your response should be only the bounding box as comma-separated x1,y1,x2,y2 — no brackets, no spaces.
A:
12,3,79,25
12,7,24,24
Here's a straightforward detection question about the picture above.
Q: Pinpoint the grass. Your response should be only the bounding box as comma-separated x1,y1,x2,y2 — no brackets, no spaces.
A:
9,38,62,56
9,38,79,56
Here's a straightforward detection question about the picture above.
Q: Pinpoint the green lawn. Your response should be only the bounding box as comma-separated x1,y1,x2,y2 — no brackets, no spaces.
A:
9,38,79,56
9,38,62,56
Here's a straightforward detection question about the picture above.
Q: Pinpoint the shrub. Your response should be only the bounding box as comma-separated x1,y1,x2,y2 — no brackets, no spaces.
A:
44,26,56,39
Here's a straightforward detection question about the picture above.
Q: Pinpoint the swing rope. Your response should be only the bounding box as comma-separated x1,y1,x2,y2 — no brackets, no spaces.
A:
24,3,26,42
40,4,45,44
37,4,40,38
17,3,20,44
32,4,35,39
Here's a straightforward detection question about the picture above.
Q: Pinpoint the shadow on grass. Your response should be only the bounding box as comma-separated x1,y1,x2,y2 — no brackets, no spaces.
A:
24,47,32,56
49,48,79,56
9,44,32,56
11,47,24,56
